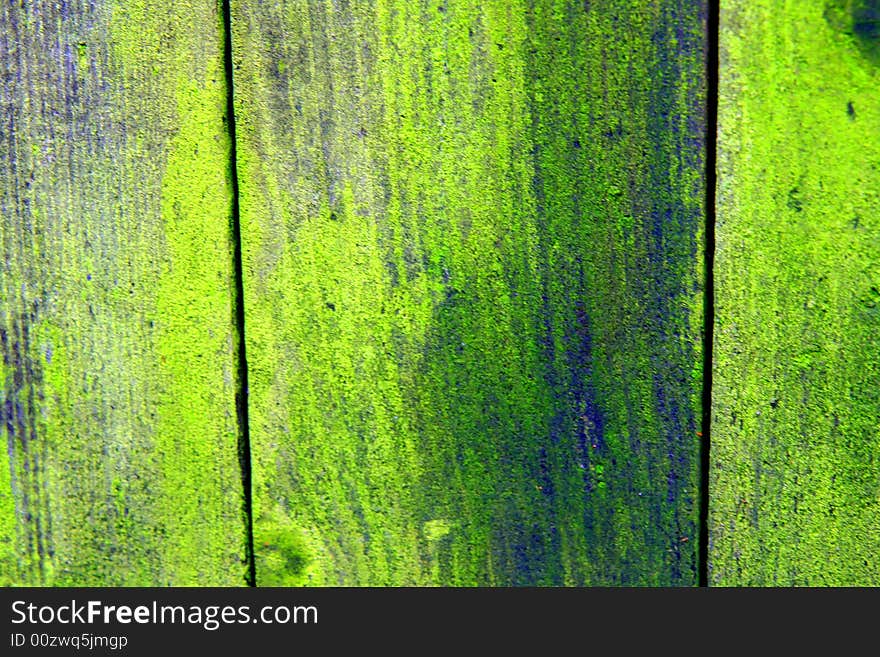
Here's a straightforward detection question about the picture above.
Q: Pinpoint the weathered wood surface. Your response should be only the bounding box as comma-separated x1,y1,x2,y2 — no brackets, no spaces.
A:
232,0,707,585
0,0,247,585
711,0,880,584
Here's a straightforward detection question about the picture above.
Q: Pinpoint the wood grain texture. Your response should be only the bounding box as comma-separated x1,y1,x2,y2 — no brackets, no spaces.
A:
232,0,707,585
711,0,880,585
0,0,247,585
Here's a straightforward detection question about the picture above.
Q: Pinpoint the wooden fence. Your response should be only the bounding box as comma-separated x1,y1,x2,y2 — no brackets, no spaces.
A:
1,0,876,586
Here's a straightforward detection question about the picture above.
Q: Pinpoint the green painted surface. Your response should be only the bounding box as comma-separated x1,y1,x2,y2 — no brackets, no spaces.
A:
233,0,706,585
711,0,880,585
0,0,247,585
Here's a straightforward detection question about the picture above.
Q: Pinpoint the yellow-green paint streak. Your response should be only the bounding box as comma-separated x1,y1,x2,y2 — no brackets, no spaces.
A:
0,0,247,584
233,0,706,585
711,0,880,585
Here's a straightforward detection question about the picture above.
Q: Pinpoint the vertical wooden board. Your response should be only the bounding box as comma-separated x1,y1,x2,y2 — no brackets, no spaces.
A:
712,1,880,584
232,0,706,585
0,1,247,584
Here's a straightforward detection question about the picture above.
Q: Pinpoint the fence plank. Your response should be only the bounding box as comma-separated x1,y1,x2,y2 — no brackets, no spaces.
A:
232,0,707,585
0,0,247,584
711,0,880,584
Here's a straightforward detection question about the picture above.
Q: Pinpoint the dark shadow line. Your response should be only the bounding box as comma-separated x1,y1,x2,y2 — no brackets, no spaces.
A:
700,0,720,589
222,0,256,588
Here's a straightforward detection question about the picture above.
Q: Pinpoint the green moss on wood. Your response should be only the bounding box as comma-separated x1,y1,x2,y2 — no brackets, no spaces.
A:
233,0,706,586
712,0,880,585
0,0,247,585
